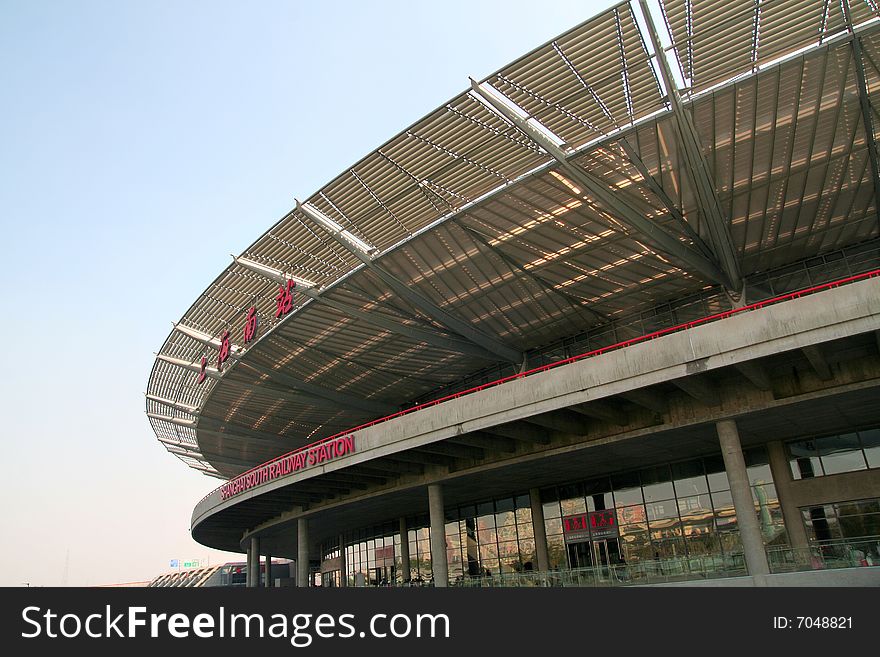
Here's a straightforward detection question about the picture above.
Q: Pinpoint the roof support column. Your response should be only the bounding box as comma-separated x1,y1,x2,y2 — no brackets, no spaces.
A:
637,0,742,293
843,0,880,230
716,419,770,578
427,483,448,587
297,518,310,588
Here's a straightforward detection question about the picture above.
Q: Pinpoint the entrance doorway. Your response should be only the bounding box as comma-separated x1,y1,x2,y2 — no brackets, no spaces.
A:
371,564,395,586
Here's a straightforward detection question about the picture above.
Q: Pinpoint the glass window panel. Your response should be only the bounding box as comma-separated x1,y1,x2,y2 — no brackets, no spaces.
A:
646,499,679,523
617,504,646,525
560,494,586,516
544,517,563,535
838,512,880,540
477,513,496,529
672,459,709,496
478,541,498,560
583,478,613,511
514,519,533,540
788,439,822,478
678,494,714,518
477,502,494,518
496,510,516,528
515,494,531,510
816,433,867,475
497,540,520,558
480,560,499,577
836,499,880,515
498,556,521,574
704,455,730,492
712,490,737,531
752,482,777,506
519,538,536,563
651,536,686,559
515,506,532,526
477,526,497,545
547,535,567,569
542,501,561,519
640,465,675,503
496,523,518,543
860,429,880,468
495,497,515,513
612,472,643,507
744,445,768,467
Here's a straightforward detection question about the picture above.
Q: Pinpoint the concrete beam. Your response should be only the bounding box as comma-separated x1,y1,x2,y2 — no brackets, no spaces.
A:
450,431,517,453
568,400,627,425
619,388,668,414
522,409,588,435
482,422,554,445
671,375,720,406
802,345,833,381
734,361,772,391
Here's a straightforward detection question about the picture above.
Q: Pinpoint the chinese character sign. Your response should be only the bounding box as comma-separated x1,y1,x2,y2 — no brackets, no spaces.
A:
216,330,231,370
243,306,258,344
197,356,207,384
275,279,295,318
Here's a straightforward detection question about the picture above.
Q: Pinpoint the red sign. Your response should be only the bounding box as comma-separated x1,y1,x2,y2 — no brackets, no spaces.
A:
243,306,258,344
216,330,231,371
275,279,296,318
562,509,618,543
197,356,207,384
220,434,357,501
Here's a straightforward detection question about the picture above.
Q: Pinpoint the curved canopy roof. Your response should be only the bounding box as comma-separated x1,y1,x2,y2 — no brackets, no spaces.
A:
146,0,880,479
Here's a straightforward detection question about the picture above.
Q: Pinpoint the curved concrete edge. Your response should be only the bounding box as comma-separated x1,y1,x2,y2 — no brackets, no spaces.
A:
191,276,880,539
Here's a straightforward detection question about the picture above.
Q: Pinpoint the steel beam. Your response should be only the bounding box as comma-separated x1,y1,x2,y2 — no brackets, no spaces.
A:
469,79,731,288
298,200,523,364
235,255,499,360
637,0,742,291
843,0,880,229
237,360,396,416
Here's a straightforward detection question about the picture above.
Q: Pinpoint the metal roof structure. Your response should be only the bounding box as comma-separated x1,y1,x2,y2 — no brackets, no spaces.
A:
146,0,880,480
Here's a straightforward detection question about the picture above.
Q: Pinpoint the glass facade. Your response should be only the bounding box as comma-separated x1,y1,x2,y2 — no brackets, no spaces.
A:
540,448,784,571
788,428,880,479
318,447,787,584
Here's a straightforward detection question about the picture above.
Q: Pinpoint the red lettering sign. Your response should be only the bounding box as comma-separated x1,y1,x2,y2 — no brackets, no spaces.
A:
275,280,295,318
243,306,258,344
216,330,230,371
197,356,207,384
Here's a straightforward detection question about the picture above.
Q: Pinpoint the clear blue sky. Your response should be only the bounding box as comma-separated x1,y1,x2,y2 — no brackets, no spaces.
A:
0,0,608,586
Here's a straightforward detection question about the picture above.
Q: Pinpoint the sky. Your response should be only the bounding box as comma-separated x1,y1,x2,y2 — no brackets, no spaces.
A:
0,0,610,586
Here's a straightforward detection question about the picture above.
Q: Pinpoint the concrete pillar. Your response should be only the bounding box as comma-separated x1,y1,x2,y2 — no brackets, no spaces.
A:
717,420,770,576
338,533,347,588
399,517,411,583
264,555,273,588
767,441,811,555
297,518,309,588
428,483,448,587
529,488,550,572
247,537,261,588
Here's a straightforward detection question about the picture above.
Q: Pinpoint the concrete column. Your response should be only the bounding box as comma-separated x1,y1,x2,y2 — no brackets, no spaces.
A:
297,518,309,588
399,517,411,583
264,555,273,588
338,534,347,588
428,483,448,587
247,537,261,588
767,441,811,555
717,420,770,576
529,488,550,572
